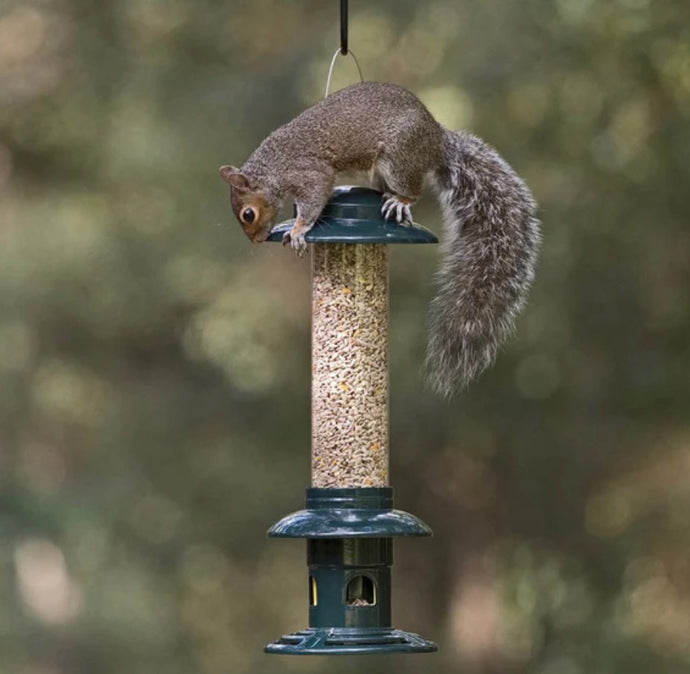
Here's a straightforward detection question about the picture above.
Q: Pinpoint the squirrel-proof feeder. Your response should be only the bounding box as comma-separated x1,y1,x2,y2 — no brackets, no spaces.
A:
264,187,438,655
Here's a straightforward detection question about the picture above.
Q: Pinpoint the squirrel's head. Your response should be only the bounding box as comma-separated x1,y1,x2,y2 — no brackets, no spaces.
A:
219,166,278,243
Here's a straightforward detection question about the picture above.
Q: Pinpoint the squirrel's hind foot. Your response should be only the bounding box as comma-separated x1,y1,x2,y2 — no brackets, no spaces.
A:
381,193,414,225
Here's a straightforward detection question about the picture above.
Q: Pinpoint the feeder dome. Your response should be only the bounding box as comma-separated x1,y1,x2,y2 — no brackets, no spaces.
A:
267,186,439,244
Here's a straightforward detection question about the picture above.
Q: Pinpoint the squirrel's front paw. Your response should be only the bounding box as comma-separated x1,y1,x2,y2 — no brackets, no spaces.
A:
382,194,414,225
282,227,308,257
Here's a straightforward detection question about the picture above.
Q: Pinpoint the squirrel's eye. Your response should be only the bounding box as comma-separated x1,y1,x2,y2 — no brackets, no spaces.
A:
241,207,256,225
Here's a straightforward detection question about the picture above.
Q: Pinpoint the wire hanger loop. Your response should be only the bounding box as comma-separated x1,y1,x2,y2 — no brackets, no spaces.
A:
325,0,363,97
325,48,363,98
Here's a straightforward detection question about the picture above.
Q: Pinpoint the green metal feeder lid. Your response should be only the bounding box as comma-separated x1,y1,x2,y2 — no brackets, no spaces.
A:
266,186,439,244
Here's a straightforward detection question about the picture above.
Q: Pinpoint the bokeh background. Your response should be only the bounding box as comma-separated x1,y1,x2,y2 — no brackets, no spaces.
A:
1,0,689,672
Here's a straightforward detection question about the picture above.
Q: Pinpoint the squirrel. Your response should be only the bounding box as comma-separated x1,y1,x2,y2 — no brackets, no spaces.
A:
219,81,541,396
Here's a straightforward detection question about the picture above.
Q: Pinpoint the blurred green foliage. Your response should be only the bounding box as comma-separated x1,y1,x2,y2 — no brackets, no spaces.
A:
0,0,689,672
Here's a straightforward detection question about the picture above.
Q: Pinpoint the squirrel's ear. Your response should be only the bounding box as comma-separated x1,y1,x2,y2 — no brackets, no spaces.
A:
219,165,250,191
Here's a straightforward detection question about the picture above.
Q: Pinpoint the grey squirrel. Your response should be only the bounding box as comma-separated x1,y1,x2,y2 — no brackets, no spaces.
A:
220,81,541,396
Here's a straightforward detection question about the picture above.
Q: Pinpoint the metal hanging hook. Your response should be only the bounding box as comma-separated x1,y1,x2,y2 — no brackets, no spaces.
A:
324,48,363,98
325,0,362,98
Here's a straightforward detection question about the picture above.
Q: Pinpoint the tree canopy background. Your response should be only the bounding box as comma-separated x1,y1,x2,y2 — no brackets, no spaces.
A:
1,1,689,673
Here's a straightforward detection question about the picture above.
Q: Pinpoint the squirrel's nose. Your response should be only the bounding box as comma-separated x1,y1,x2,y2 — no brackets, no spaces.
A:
253,229,271,243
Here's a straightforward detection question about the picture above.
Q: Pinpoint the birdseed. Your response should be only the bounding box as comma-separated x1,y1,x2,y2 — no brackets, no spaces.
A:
311,243,389,488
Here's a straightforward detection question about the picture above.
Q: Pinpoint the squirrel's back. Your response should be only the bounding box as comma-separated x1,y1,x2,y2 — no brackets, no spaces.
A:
245,82,444,176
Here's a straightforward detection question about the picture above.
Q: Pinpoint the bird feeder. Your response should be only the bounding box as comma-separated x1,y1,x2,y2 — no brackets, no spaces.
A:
264,187,438,655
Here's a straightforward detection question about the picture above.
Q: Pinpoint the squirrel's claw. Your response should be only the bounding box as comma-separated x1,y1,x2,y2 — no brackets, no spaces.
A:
381,194,413,225
283,227,308,257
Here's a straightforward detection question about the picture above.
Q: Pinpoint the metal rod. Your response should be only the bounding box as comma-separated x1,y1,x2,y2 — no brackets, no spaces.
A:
340,0,348,55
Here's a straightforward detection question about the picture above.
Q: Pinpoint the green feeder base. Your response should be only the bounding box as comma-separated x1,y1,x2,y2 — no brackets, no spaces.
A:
265,627,437,655
265,488,437,656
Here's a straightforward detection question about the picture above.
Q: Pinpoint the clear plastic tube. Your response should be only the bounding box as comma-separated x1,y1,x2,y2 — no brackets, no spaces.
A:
311,243,389,488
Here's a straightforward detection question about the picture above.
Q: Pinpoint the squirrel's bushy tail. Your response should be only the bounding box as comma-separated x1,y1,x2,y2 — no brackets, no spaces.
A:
426,129,541,397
